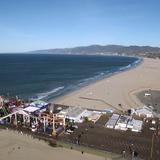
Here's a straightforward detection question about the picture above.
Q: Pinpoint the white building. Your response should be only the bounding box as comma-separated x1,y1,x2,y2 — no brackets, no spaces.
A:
23,100,49,113
115,115,131,131
135,107,153,118
127,119,134,129
132,119,143,132
105,114,120,129
106,114,143,132
60,106,88,123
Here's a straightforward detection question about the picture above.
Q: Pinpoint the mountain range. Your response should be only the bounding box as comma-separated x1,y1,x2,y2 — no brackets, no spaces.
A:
30,45,160,58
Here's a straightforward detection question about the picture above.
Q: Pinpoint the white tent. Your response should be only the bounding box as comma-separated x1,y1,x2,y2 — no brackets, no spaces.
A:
23,106,39,113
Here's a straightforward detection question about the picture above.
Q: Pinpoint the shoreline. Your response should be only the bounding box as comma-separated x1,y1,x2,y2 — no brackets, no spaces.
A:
53,57,160,111
52,57,143,108
45,56,141,102
50,56,142,102
51,57,143,107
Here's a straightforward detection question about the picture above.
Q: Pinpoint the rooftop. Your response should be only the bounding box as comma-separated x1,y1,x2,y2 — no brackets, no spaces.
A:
61,106,86,118
117,115,131,124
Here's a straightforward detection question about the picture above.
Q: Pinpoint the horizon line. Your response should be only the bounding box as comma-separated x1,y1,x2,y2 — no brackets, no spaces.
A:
0,43,160,54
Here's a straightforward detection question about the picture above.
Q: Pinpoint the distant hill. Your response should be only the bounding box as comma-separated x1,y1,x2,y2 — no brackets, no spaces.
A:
29,45,160,58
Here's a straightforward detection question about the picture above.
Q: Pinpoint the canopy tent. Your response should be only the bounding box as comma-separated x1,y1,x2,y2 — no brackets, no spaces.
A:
23,100,49,113
23,106,40,113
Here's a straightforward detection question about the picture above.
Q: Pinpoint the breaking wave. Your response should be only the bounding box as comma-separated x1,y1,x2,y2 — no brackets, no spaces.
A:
37,86,64,100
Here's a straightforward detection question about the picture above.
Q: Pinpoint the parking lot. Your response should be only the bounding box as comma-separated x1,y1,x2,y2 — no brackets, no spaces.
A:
61,115,160,160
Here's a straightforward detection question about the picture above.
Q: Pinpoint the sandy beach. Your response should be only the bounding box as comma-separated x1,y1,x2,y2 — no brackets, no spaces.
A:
0,129,105,160
54,58,160,111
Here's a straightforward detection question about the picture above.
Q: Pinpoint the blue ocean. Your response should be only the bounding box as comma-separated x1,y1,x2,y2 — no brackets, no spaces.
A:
0,54,140,101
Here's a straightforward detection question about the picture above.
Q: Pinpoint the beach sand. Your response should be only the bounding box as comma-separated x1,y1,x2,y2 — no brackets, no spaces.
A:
0,129,104,160
54,58,160,111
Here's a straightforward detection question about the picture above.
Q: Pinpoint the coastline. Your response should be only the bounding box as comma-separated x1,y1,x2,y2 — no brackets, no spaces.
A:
46,55,140,101
49,56,141,101
53,57,160,111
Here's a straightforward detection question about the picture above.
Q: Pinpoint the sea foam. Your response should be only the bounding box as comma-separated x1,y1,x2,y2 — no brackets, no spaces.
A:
37,86,64,100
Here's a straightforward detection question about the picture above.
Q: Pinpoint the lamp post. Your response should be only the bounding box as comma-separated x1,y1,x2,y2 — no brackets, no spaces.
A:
150,132,156,159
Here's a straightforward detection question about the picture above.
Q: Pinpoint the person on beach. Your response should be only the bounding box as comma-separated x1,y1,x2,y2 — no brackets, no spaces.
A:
122,150,126,158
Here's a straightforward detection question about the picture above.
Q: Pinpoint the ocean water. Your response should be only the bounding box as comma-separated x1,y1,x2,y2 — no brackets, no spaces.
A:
0,54,140,101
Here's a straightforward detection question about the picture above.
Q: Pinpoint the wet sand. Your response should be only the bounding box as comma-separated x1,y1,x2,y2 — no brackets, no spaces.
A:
54,58,160,111
0,129,104,160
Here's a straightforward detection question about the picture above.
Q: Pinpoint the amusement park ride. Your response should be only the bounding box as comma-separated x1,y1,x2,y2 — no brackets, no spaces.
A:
0,96,65,136
40,112,65,135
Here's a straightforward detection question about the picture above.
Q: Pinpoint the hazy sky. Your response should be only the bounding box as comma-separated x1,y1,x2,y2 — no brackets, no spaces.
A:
0,0,160,52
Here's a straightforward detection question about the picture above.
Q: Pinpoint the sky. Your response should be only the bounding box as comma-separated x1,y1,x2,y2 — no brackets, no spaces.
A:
0,0,160,52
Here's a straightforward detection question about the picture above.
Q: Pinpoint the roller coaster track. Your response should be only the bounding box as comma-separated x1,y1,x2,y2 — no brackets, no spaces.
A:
0,111,19,121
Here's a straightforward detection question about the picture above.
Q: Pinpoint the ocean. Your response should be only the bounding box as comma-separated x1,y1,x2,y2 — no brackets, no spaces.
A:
0,54,140,101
